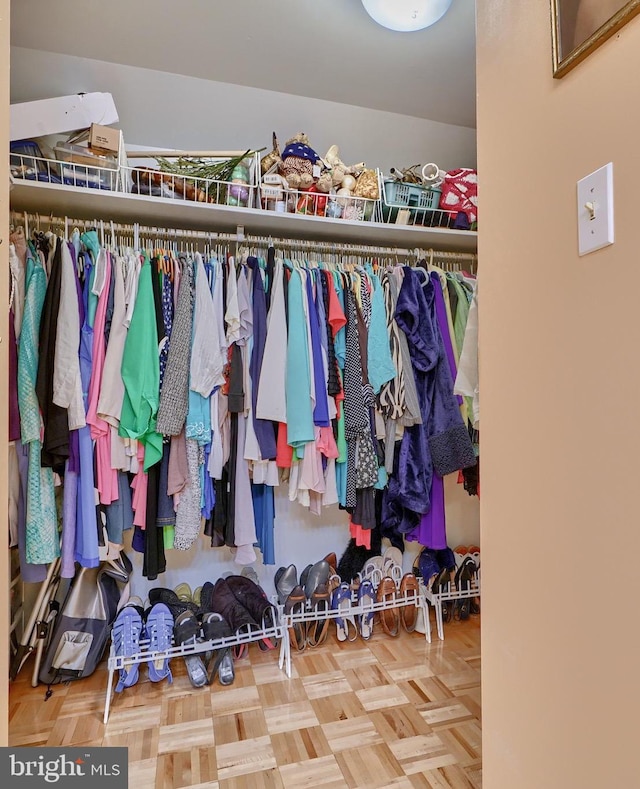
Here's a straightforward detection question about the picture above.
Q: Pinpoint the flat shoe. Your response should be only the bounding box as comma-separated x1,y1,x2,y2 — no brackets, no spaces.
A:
304,560,331,599
376,576,399,637
275,564,298,606
399,573,420,633
284,585,307,651
357,579,376,640
323,553,337,573
299,563,313,592
331,582,358,642
307,582,331,647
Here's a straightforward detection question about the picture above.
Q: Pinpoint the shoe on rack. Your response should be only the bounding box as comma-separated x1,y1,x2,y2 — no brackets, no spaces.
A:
399,573,420,633
174,583,193,604
148,587,199,620
376,576,400,637
240,565,260,585
299,564,313,592
145,602,174,683
415,548,440,590
112,604,143,693
173,610,208,688
453,556,477,621
323,553,337,574
331,582,358,643
453,545,469,570
208,577,261,660
284,585,307,652
224,575,279,651
435,548,456,574
431,566,453,624
303,560,331,600
201,612,234,686
468,545,481,569
306,582,331,648
275,564,298,607
357,579,376,640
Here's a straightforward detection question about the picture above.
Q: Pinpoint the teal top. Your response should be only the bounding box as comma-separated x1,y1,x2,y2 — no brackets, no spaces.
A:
367,272,396,394
18,250,59,564
119,256,163,470
285,268,314,449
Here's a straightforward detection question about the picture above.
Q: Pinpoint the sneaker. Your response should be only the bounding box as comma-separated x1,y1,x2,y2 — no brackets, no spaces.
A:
112,605,143,693
145,602,174,684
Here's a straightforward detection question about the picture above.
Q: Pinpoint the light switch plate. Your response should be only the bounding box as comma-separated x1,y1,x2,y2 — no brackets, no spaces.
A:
577,163,614,256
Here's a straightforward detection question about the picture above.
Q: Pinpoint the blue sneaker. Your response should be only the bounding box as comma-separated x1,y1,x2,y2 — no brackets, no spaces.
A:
112,605,143,692
144,603,174,684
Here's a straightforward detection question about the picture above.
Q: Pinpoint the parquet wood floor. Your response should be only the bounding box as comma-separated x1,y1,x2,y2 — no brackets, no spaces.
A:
9,614,481,788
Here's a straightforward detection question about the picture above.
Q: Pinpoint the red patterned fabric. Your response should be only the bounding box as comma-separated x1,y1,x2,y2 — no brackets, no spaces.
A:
439,168,478,224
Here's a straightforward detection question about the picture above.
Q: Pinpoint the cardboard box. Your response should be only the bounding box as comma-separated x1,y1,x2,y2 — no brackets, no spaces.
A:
10,92,119,141
89,123,121,155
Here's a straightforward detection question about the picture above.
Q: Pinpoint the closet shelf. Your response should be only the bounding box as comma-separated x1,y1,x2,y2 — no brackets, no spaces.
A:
9,178,478,253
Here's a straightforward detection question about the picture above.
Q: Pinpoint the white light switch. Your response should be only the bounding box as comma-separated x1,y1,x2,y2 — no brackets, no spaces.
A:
577,163,614,256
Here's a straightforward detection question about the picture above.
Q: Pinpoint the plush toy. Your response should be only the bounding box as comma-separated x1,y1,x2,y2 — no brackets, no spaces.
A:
260,132,282,175
315,171,333,194
322,144,366,189
279,132,321,190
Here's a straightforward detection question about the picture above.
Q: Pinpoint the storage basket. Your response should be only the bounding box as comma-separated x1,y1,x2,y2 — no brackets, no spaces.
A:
379,171,454,228
122,151,260,207
383,179,441,211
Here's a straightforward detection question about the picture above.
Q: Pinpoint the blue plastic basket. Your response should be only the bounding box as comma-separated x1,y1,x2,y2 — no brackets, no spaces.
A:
382,179,441,210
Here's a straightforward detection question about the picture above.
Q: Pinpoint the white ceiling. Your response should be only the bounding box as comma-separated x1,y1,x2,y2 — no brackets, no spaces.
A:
10,0,477,129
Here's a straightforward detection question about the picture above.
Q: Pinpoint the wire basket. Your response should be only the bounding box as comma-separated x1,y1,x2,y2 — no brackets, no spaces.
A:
10,141,120,191
121,151,261,208
259,166,380,223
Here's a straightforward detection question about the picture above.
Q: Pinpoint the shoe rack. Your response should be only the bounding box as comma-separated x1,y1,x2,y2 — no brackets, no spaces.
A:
423,565,481,640
278,587,432,678
103,610,286,723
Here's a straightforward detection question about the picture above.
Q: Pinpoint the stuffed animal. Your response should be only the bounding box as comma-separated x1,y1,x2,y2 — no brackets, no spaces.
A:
322,144,366,189
279,132,321,190
315,171,333,194
260,132,282,175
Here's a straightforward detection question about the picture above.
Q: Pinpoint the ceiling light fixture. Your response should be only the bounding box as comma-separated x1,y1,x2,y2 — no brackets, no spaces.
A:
361,0,453,32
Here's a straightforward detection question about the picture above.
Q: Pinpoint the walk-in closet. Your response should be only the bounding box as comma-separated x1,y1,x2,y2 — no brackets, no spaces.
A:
5,2,484,787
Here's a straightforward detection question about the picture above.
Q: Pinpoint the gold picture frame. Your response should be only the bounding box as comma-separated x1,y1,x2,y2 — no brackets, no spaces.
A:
551,0,640,77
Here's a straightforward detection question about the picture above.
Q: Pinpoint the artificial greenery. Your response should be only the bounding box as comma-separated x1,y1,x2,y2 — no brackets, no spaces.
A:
155,149,264,182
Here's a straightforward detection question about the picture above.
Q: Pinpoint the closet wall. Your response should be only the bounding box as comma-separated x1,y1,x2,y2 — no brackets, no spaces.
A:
478,2,640,787
10,47,477,174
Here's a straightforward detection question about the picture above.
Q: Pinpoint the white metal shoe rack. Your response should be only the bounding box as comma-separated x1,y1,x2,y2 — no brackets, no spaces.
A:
278,587,432,678
103,613,285,723
423,566,481,640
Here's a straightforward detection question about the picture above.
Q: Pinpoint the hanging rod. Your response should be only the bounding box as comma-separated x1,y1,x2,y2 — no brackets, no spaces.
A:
9,210,477,263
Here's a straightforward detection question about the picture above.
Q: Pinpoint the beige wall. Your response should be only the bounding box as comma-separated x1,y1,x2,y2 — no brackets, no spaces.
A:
10,47,477,176
0,0,9,747
477,3,640,787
